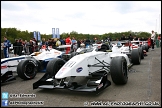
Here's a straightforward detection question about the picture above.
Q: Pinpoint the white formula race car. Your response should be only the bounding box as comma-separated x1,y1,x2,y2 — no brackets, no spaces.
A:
1,44,98,84
111,40,144,61
1,45,72,83
33,45,141,94
131,40,149,52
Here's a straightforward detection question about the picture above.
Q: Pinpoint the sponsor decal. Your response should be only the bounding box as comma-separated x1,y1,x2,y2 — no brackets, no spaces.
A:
76,67,83,73
29,60,37,67
1,65,7,69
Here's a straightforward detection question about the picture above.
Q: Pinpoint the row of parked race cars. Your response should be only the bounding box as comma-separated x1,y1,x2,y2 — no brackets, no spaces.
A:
1,40,150,94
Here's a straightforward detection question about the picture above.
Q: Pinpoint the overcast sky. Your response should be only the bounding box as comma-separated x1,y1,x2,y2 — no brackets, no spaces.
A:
1,1,161,35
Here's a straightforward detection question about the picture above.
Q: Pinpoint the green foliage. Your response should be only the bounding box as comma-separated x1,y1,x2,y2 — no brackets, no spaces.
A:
1,27,152,43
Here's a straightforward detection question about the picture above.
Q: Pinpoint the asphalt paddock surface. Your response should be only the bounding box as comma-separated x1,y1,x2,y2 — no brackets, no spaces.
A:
1,47,161,107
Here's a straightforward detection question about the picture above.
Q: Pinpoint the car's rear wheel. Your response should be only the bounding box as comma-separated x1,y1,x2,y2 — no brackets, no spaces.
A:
131,48,141,65
145,43,149,52
140,47,144,59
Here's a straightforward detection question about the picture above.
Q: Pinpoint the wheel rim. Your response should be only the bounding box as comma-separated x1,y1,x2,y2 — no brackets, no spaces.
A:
24,63,36,78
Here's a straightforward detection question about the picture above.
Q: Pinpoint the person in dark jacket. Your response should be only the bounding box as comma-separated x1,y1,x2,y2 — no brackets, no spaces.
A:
28,39,34,54
84,38,91,47
77,39,81,48
3,36,11,58
17,38,23,56
13,39,19,56
128,34,133,41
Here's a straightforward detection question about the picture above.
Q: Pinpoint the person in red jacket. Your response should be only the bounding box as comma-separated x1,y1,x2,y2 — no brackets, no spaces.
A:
65,35,72,45
147,37,151,48
65,35,72,54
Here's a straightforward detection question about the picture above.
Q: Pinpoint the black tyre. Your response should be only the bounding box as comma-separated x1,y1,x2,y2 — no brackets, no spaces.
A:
145,43,149,52
17,59,38,80
46,58,66,77
142,45,146,51
140,47,144,59
110,56,128,85
131,48,141,65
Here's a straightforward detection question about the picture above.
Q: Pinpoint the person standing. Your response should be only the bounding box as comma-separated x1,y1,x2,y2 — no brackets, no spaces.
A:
13,39,19,56
151,30,156,50
56,38,61,47
51,38,56,49
120,34,125,40
60,38,66,45
41,38,47,46
107,36,112,42
84,38,91,48
77,39,81,48
157,34,161,47
65,35,72,45
28,39,34,54
128,34,133,41
17,38,23,56
3,36,11,58
65,35,72,53
24,40,30,54
71,37,77,52
33,38,38,52
1,42,5,58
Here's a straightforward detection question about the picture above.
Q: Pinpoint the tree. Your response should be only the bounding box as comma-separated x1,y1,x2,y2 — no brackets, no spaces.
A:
1,27,153,43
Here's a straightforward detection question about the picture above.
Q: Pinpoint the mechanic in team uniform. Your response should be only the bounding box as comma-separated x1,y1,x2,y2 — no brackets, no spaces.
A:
3,36,11,58
65,35,72,53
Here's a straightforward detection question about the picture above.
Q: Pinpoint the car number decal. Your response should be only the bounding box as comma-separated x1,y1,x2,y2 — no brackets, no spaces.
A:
64,61,76,67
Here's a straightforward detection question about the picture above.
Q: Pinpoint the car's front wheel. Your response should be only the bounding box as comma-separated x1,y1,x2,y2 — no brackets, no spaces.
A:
110,56,128,85
17,59,38,80
46,58,66,77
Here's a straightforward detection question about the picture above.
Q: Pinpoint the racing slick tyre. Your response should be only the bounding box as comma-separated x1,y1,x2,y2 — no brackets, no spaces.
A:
131,48,141,65
142,45,146,51
17,59,38,80
46,58,66,77
140,47,144,59
145,43,149,52
110,56,128,85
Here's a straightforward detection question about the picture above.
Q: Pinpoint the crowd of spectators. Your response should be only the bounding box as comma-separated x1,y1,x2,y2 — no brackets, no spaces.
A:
1,32,161,58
